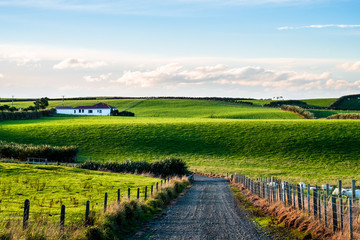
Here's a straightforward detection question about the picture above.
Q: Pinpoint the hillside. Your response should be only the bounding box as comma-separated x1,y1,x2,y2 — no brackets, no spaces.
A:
1,116,360,183
0,98,300,119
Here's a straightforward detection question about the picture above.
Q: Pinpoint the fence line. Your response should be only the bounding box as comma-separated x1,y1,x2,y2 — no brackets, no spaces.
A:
1,177,178,231
231,173,358,240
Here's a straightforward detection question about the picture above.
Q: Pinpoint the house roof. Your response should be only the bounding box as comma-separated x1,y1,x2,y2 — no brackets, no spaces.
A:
56,106,73,109
74,102,117,109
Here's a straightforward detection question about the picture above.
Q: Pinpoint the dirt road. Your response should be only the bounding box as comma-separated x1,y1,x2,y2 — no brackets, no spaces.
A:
145,175,268,240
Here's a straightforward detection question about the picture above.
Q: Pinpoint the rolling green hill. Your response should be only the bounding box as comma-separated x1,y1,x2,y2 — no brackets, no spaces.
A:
1,116,360,184
0,98,300,119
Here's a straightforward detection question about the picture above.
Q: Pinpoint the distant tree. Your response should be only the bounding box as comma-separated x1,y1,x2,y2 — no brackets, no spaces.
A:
26,106,36,111
0,105,4,112
34,97,49,109
9,106,17,112
2,105,10,111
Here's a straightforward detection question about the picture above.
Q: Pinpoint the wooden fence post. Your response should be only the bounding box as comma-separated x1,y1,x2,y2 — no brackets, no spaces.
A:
117,189,120,204
302,186,305,211
313,189,318,219
332,195,338,232
145,186,147,200
352,180,356,204
104,192,108,212
297,184,302,210
293,185,296,208
128,188,131,200
85,200,90,227
23,199,30,230
339,180,343,230
307,184,310,215
60,205,65,231
156,182,159,192
137,188,140,199
318,191,321,220
350,195,353,240
151,185,153,197
324,193,327,227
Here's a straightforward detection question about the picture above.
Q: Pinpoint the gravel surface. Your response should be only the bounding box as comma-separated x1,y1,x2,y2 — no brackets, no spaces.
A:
143,175,268,240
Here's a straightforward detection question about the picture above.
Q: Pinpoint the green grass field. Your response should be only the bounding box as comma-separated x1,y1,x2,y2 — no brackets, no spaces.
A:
1,98,299,119
0,163,160,224
1,114,360,185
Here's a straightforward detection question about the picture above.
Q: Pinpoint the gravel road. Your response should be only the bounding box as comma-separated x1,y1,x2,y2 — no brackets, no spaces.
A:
144,175,268,240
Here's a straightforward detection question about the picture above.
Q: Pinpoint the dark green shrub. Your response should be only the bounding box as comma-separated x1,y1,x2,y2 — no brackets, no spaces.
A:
0,141,78,163
78,158,189,178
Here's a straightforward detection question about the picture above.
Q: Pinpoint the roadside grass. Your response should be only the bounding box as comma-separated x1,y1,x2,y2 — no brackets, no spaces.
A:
0,163,160,224
230,185,314,239
1,117,360,185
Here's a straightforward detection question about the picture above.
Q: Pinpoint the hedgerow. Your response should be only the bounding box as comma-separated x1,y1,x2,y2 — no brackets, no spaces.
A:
327,113,360,119
280,105,315,119
0,109,55,121
0,141,78,162
78,158,190,178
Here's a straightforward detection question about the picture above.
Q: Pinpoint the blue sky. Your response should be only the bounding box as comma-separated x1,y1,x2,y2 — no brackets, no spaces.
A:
0,0,360,99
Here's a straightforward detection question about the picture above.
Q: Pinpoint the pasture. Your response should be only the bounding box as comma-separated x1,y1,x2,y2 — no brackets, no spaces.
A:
1,113,360,185
0,163,160,224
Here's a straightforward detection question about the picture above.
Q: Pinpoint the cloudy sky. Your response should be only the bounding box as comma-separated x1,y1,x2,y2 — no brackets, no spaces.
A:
0,0,360,99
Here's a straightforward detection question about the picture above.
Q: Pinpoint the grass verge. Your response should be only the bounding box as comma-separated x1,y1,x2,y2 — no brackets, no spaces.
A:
0,177,190,240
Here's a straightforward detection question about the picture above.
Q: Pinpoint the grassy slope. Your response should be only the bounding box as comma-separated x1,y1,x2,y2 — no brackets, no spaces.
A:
248,98,337,107
1,116,360,185
0,163,159,223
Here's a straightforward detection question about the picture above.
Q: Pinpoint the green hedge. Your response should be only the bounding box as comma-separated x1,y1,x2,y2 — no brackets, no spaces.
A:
280,105,314,119
0,109,55,121
327,113,360,119
0,141,78,162
78,158,190,178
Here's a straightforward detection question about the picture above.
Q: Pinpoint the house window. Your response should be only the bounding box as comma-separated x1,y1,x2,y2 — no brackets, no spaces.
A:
74,110,76,113
88,110,93,113
97,110,102,113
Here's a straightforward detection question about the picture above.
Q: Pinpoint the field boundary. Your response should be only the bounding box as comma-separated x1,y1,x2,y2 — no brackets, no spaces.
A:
231,173,359,239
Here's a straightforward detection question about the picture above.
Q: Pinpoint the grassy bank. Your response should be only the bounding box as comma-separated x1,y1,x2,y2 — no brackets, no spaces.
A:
0,163,160,224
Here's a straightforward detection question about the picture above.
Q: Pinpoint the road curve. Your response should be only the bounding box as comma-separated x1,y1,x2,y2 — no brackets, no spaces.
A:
145,175,268,240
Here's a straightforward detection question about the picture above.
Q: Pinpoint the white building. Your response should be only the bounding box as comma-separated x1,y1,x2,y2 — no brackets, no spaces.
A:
56,102,117,116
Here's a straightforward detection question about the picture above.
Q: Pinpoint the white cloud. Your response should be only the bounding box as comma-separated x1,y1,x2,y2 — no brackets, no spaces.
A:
115,63,183,87
1,51,40,66
326,79,360,90
53,58,107,70
115,63,332,91
338,61,360,72
0,74,3,78
278,24,360,31
84,73,112,82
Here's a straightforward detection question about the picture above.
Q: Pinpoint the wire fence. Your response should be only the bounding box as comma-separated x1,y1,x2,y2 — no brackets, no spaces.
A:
232,174,360,239
0,177,177,231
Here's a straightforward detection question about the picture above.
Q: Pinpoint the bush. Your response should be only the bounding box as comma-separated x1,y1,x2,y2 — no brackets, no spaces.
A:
0,141,78,163
0,109,55,121
327,113,360,119
78,158,190,178
280,105,314,119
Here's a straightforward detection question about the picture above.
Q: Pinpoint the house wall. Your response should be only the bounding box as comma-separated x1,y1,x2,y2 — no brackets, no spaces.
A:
74,109,112,116
56,108,112,116
56,109,74,115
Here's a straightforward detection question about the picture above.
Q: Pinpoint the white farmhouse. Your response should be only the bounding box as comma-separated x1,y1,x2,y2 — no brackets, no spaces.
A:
55,102,117,116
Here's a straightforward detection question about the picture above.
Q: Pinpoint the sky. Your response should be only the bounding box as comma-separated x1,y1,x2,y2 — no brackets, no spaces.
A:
0,0,360,99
